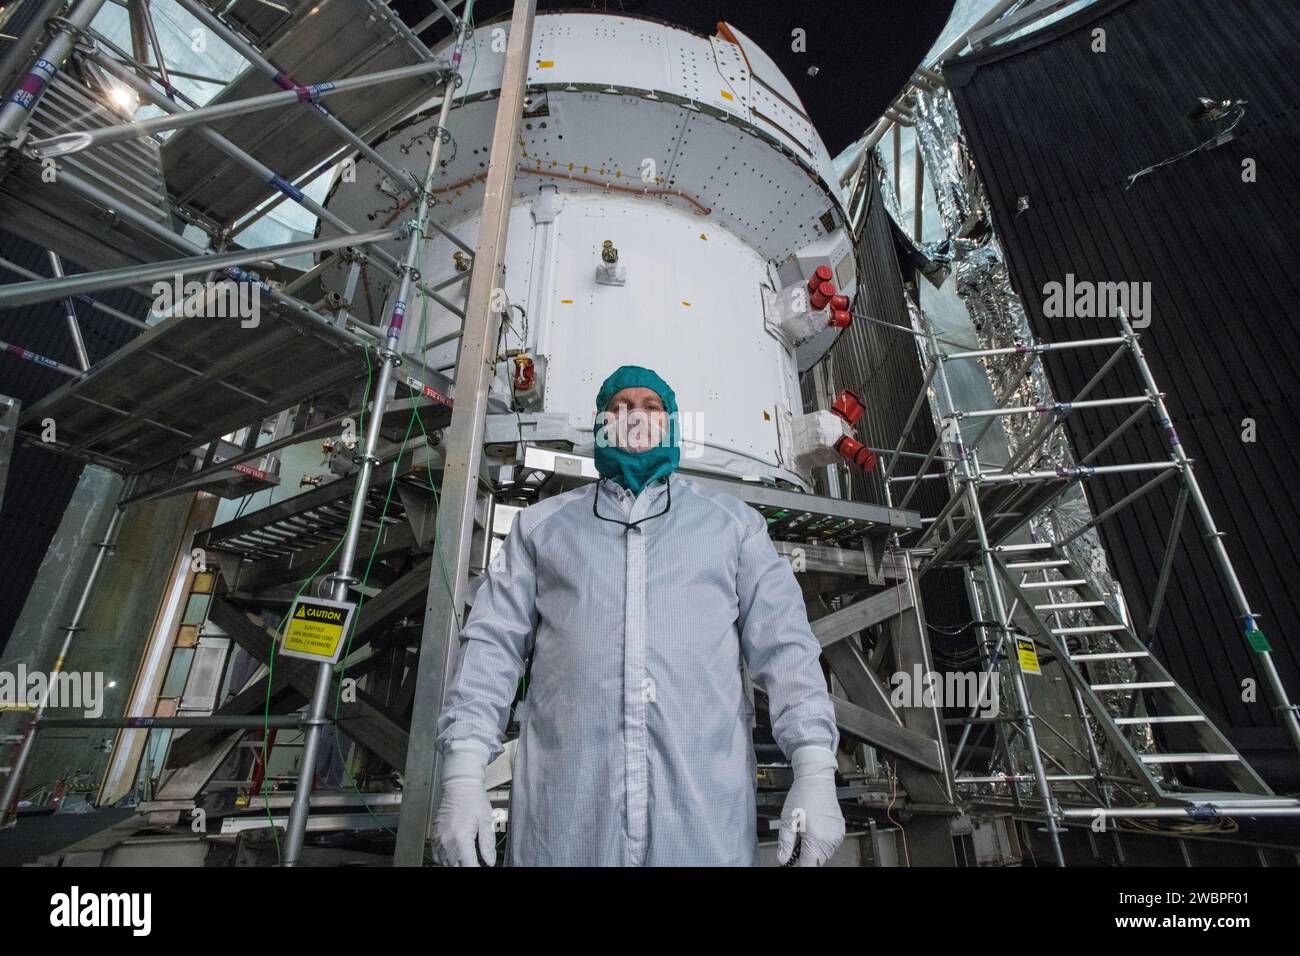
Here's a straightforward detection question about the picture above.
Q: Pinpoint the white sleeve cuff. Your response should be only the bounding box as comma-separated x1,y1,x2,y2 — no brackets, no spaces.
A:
790,744,838,778
441,738,491,783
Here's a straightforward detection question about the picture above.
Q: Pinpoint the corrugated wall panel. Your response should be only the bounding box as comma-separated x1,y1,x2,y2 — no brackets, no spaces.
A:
947,0,1300,754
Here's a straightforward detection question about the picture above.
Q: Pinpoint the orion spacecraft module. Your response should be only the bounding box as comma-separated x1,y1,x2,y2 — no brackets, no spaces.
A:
321,11,870,489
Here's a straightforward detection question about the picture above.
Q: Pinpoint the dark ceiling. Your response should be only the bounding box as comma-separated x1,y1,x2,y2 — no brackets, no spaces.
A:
389,1,957,155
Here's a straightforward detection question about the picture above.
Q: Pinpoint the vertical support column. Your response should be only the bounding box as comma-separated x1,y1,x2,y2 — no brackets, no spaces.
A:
394,0,535,868
889,556,957,807
951,569,1020,790
892,123,902,206
911,118,925,242
126,0,151,74
928,329,1067,866
279,1,480,868
133,0,171,91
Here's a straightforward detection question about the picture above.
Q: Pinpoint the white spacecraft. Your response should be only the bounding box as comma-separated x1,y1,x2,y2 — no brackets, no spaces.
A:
321,11,863,488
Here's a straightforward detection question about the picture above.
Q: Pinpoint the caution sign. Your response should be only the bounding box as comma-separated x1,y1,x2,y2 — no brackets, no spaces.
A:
1016,637,1041,676
280,597,356,663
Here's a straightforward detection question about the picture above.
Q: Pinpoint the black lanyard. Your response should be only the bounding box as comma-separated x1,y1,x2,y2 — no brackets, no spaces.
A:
591,477,672,533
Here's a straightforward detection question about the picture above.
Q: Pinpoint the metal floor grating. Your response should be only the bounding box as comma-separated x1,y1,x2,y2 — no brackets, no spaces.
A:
197,455,433,562
164,0,444,225
931,475,1074,564
17,300,374,475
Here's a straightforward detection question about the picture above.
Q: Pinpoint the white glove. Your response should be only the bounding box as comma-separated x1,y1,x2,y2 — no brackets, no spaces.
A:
777,744,846,867
432,739,497,867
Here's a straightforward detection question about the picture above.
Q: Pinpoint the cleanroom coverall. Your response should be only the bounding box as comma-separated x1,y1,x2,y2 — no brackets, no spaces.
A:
435,471,839,866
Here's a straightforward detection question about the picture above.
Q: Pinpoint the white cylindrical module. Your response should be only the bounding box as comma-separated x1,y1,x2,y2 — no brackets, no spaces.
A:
320,12,856,489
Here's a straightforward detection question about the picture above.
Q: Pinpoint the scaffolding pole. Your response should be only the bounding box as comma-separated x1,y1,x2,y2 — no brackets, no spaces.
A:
0,0,107,142
46,252,91,370
27,60,450,156
0,226,402,308
394,0,535,868
279,0,479,868
0,0,65,96
927,328,1067,865
0,255,148,329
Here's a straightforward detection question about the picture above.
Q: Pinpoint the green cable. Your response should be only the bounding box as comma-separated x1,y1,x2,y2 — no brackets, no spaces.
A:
253,19,480,847
324,399,419,836
324,357,422,835
458,11,477,111
323,214,449,840
256,343,375,863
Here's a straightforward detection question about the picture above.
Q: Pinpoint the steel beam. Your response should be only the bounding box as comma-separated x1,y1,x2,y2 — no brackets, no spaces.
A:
0,226,400,308
395,0,536,868
206,598,409,769
27,60,448,157
811,584,915,647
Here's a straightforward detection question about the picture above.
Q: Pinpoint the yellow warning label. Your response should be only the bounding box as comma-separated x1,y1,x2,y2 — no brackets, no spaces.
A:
281,598,353,663
1016,637,1041,675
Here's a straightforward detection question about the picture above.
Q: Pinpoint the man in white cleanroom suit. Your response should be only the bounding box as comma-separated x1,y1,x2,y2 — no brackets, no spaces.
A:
433,365,845,866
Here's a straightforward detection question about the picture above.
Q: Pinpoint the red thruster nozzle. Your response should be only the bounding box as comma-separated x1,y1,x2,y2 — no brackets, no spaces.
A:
810,280,836,310
835,435,877,472
831,388,865,426
806,264,833,293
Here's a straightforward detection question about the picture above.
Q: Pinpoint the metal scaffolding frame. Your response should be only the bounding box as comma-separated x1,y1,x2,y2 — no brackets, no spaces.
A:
0,0,483,856
0,506,122,827
833,0,1300,862
393,0,535,867
2,1,957,865
873,306,1300,864
4,0,1296,868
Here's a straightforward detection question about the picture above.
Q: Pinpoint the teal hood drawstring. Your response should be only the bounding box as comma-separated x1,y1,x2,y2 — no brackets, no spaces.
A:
592,365,680,496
